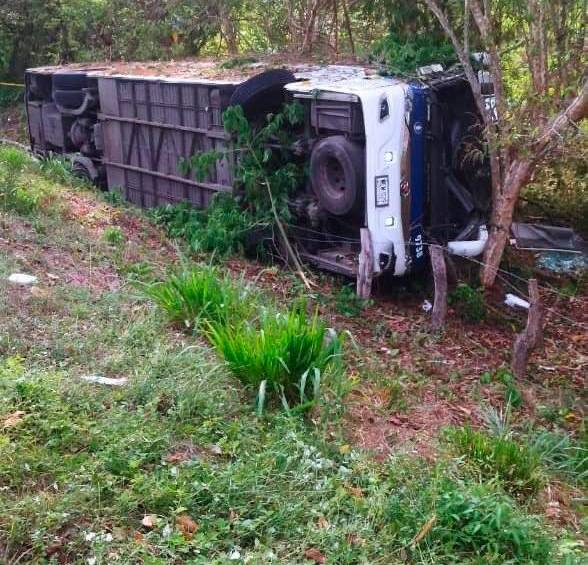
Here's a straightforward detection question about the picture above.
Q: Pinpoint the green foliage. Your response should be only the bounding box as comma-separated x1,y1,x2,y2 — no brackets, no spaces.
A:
0,85,23,108
204,103,304,218
448,282,487,322
387,464,552,564
530,429,588,486
158,103,305,259
150,195,256,256
335,284,371,317
0,0,220,78
0,145,40,213
446,427,542,497
143,265,252,328
370,32,456,75
521,133,588,236
207,305,343,408
432,480,551,562
219,56,258,69
103,226,125,247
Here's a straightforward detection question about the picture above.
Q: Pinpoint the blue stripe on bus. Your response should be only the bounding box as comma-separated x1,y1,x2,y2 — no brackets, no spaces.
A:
408,84,427,270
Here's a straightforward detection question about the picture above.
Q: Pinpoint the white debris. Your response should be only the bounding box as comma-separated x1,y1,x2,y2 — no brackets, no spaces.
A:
504,293,530,310
229,548,242,560
8,273,38,286
80,375,128,386
421,299,433,312
162,524,173,539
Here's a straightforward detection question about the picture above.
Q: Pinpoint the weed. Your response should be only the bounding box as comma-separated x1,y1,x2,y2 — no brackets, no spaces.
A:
335,284,371,317
387,466,552,563
446,426,542,497
0,145,35,212
143,265,252,328
103,225,125,247
480,401,513,437
448,282,486,322
103,186,124,205
37,156,75,185
150,195,257,257
433,480,552,562
207,305,343,410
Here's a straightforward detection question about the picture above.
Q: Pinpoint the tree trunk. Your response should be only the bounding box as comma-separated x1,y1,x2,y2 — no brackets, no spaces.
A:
482,81,588,287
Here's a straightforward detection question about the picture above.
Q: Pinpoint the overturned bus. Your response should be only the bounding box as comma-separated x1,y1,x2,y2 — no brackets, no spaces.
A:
24,59,491,278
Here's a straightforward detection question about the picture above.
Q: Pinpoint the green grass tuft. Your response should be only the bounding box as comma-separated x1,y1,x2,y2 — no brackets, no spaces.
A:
207,305,343,408
143,265,252,328
530,429,588,487
446,426,542,497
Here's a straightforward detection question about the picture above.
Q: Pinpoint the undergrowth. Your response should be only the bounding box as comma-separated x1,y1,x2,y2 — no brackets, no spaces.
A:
448,282,487,322
153,103,305,258
446,426,542,498
150,195,255,256
387,470,552,563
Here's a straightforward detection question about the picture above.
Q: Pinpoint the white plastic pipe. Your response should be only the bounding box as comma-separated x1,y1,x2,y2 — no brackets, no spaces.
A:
447,225,488,257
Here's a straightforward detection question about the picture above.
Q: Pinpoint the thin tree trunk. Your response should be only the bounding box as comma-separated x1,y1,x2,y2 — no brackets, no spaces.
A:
341,0,355,55
481,81,588,287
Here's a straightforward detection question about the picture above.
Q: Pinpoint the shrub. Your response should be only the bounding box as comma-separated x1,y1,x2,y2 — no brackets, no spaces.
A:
150,195,257,256
387,470,552,563
446,426,542,497
370,32,457,74
433,480,552,562
143,266,251,328
207,305,343,411
103,226,125,247
448,282,486,322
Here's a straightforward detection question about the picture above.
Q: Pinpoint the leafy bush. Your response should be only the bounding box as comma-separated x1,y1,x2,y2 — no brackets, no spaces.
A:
370,32,456,74
387,470,552,563
143,266,251,329
530,429,588,486
103,226,125,247
448,282,487,322
150,195,256,257
446,426,542,497
207,305,343,410
433,480,552,562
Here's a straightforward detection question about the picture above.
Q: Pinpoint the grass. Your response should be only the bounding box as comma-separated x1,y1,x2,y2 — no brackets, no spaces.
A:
1,147,586,563
143,265,253,328
207,305,343,411
445,426,543,497
530,429,588,487
387,470,552,563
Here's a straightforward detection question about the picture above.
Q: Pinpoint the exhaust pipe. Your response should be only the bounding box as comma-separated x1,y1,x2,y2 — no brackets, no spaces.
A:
447,225,488,257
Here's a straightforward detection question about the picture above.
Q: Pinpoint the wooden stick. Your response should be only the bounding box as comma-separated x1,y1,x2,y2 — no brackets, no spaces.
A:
430,245,447,332
357,228,373,299
512,278,543,378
